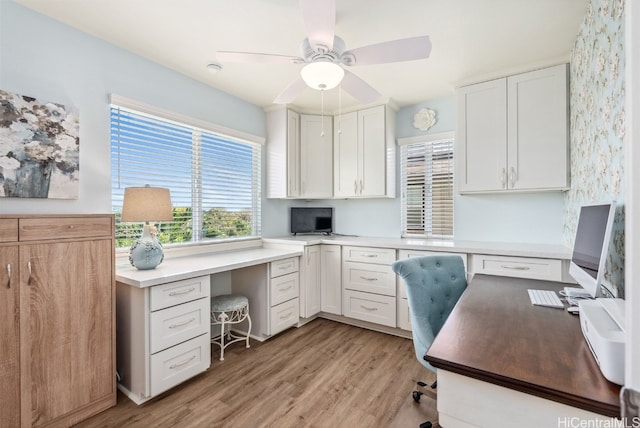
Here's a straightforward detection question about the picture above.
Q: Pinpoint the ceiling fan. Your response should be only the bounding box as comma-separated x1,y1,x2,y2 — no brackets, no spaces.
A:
216,0,432,105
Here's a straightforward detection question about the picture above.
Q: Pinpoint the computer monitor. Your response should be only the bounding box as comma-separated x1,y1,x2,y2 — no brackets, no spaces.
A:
290,207,333,235
569,202,616,298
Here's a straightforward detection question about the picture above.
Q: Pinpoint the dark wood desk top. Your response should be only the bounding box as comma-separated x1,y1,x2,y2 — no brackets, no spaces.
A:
425,274,621,418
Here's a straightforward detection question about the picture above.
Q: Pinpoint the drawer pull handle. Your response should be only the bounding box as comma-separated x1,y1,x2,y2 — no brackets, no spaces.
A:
168,317,196,329
279,285,293,291
169,287,196,296
363,254,378,258
279,311,293,319
360,305,378,311
6,264,11,288
500,265,530,271
278,263,293,270
359,276,378,281
169,355,196,369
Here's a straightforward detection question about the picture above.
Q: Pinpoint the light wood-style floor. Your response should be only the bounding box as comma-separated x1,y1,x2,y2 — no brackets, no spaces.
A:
77,319,439,428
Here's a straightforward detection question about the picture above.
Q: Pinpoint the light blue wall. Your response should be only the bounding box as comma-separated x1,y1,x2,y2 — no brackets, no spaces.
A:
0,1,265,214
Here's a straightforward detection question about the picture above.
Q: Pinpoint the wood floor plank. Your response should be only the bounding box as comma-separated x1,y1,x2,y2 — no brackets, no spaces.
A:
76,319,439,427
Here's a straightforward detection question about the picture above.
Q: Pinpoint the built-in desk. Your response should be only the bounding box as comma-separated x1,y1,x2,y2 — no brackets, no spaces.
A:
425,274,621,427
115,245,303,404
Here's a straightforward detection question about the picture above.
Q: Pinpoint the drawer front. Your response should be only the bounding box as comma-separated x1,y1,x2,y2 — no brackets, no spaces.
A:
342,246,396,265
19,216,113,241
270,257,299,278
343,289,396,327
472,254,562,281
270,272,299,306
0,219,18,242
269,298,299,335
150,333,211,397
343,261,396,296
150,298,210,354
150,276,211,311
396,297,411,331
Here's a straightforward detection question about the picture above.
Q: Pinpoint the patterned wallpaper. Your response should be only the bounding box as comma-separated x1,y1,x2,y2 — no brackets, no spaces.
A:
564,0,626,295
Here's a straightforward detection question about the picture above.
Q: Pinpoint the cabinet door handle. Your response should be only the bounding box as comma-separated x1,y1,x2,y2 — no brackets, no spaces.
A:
6,264,11,288
500,265,530,271
360,179,363,195
360,305,378,311
169,355,196,369
500,168,506,188
168,287,196,296
359,276,378,281
27,261,33,286
354,180,358,194
168,317,196,329
279,311,293,320
509,167,517,187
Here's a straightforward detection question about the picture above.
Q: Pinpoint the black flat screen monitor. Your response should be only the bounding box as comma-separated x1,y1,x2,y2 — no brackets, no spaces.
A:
290,207,333,235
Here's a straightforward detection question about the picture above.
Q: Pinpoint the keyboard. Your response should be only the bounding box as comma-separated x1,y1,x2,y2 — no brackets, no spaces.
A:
527,289,564,309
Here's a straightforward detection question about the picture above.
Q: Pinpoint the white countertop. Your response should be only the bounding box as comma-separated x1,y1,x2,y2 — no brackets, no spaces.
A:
116,246,303,288
262,235,572,260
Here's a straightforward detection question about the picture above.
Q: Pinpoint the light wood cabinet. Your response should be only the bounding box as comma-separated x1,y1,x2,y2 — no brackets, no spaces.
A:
300,114,333,198
0,215,116,428
320,245,341,315
457,64,569,193
334,105,396,198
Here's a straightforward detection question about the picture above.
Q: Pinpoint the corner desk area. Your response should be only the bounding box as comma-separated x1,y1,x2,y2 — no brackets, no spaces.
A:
114,236,621,425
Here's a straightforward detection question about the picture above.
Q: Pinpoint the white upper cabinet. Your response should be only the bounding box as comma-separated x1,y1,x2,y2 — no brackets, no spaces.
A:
333,105,396,198
300,114,333,199
266,109,300,198
456,64,569,193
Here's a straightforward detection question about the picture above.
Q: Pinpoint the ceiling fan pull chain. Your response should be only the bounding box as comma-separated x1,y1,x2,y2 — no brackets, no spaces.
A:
320,89,325,137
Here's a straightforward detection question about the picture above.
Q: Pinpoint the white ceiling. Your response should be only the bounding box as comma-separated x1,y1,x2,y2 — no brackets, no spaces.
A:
16,0,588,113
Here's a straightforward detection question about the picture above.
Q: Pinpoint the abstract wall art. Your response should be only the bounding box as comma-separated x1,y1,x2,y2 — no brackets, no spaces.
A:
0,89,79,199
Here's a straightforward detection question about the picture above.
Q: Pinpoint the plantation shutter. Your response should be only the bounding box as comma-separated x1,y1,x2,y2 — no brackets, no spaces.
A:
400,134,454,238
110,103,261,247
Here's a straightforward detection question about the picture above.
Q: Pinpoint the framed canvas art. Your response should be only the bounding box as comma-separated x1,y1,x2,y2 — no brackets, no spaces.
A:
0,89,79,199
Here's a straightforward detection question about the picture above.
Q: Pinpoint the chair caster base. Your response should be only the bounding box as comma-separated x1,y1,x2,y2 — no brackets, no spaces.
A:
419,422,433,428
412,390,423,402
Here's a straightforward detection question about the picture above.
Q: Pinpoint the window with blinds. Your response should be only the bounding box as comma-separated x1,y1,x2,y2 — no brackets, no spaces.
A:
110,105,261,248
400,135,454,238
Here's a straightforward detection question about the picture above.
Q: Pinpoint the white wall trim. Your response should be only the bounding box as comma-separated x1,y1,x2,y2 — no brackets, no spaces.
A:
110,94,266,145
397,131,455,146
625,0,639,389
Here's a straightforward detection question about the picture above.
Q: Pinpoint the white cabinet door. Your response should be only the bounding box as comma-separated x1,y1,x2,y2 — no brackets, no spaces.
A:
507,64,569,191
299,245,321,318
456,78,507,193
320,245,342,315
266,109,300,198
300,114,333,198
333,111,358,197
358,105,387,197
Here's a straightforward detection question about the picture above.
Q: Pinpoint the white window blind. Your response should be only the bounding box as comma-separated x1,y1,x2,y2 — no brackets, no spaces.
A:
400,134,454,238
110,105,261,248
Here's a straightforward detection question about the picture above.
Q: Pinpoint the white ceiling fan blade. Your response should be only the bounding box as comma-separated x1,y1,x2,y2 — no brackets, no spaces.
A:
340,70,382,104
217,51,303,64
342,36,432,66
299,0,335,51
274,78,308,104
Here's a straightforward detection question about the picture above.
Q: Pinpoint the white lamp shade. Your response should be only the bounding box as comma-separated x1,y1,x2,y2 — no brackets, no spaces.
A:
301,62,345,90
121,186,173,222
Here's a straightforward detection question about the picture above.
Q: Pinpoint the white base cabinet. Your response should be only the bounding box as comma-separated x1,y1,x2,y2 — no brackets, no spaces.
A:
116,275,211,405
320,244,342,315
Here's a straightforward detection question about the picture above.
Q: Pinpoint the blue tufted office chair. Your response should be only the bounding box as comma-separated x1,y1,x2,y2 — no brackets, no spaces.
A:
392,255,468,428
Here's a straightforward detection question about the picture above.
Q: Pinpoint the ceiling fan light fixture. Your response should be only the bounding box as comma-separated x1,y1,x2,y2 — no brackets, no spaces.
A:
301,62,344,90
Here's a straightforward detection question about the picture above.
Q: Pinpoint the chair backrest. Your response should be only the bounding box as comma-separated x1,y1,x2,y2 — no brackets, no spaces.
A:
392,255,467,371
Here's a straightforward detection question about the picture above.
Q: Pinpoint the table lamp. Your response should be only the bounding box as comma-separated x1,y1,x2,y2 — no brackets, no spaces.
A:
121,185,173,270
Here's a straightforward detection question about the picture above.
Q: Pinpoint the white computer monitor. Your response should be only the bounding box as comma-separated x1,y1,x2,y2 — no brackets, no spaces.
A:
568,202,616,298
